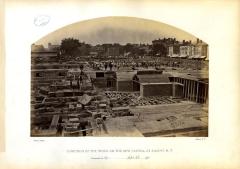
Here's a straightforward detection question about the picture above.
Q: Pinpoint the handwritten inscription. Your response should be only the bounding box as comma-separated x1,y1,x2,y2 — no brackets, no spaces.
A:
34,15,50,26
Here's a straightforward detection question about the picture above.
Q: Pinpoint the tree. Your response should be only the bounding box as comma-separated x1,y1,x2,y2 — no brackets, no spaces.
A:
78,43,91,56
136,48,146,56
124,43,134,53
152,43,167,56
60,38,81,57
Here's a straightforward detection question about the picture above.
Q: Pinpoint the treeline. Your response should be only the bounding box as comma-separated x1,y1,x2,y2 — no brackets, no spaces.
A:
59,38,169,57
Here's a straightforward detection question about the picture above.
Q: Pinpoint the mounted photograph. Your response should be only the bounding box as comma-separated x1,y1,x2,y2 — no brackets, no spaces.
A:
30,17,209,137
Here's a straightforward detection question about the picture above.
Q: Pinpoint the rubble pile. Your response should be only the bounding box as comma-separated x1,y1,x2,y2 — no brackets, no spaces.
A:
104,92,179,107
135,96,178,106
105,92,139,107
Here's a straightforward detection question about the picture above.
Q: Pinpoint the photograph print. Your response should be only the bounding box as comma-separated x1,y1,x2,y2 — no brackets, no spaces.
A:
31,16,209,137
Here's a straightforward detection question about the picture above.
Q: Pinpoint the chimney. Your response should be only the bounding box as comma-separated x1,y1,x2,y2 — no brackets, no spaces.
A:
197,38,199,43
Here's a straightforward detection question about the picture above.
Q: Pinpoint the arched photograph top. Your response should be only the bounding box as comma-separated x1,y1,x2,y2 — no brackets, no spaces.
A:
31,16,209,137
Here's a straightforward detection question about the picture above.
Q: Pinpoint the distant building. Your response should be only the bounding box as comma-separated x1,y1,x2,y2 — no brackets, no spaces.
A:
193,38,208,59
48,43,60,51
179,45,194,58
90,45,104,56
106,46,120,57
89,51,98,56
167,39,208,60
152,38,178,57
31,50,59,65
31,44,45,52
168,43,180,57
176,40,192,58
138,44,151,55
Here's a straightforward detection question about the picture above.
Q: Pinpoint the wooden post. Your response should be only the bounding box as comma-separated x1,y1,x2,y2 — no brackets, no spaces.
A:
196,82,199,102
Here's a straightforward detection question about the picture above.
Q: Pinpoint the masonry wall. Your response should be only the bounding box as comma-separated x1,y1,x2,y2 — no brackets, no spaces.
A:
93,78,116,90
117,81,133,92
93,78,108,88
140,83,173,97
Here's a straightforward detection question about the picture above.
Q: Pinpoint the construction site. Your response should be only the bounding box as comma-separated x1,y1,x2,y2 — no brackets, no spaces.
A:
31,48,208,137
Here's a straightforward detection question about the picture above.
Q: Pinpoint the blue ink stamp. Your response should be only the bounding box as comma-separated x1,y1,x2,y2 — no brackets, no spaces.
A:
34,15,50,26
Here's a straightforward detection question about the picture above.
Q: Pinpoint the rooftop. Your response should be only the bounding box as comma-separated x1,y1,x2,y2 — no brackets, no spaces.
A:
169,71,208,82
134,73,171,83
116,71,136,81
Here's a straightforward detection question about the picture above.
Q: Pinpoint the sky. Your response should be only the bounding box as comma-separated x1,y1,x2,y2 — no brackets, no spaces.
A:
35,16,199,46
